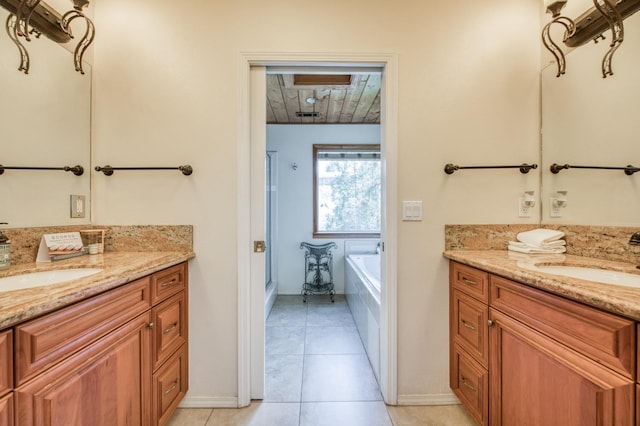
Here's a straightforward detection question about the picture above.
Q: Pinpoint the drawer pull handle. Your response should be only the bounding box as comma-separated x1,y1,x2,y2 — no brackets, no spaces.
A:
163,323,178,334
164,381,178,396
461,376,476,392
460,320,476,331
161,278,178,288
461,277,478,286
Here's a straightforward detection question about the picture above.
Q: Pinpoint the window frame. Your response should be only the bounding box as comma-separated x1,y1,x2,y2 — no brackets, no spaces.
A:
312,144,381,239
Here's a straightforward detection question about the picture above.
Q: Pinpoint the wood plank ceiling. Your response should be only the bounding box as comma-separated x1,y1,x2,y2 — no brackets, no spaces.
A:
266,74,381,124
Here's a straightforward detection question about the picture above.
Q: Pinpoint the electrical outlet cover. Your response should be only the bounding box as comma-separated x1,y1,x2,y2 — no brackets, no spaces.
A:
70,195,86,218
518,198,532,218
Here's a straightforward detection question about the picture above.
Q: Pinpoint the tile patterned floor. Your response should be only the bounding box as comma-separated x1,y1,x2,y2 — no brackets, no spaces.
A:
167,295,477,425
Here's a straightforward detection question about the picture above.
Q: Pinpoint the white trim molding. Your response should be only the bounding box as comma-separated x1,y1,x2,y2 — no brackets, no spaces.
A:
238,51,399,407
397,393,461,406
179,396,239,409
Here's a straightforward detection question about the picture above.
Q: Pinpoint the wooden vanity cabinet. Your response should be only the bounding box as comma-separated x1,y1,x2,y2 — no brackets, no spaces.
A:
450,261,636,426
450,263,489,425
490,308,633,426
14,314,152,426
0,331,11,397
151,287,189,425
3,261,188,426
0,330,12,426
0,393,12,426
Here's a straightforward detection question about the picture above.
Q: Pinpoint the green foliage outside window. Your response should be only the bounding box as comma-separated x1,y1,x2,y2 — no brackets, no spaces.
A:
314,144,381,236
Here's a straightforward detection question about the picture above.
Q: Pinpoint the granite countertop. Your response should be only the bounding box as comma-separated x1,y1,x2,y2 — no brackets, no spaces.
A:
0,251,195,329
443,250,640,321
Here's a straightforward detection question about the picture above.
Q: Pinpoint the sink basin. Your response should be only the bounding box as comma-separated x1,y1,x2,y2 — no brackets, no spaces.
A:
0,268,103,292
529,265,640,288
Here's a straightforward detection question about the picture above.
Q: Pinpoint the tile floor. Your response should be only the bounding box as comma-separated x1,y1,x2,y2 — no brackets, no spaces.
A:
167,295,476,426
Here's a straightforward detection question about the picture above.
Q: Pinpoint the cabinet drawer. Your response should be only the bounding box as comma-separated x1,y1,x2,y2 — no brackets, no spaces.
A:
450,262,489,302
151,263,187,305
451,289,488,367
152,292,187,371
15,277,150,386
450,343,487,426
153,344,188,426
0,392,12,426
490,275,635,379
0,331,11,396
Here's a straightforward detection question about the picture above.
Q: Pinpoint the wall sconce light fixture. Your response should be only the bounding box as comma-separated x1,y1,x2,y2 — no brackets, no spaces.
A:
1,0,95,75
542,0,639,78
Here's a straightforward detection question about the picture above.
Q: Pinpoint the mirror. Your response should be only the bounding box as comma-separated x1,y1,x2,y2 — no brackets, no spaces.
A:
541,10,640,226
0,7,91,228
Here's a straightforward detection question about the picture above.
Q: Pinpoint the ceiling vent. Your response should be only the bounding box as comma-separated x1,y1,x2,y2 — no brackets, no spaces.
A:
293,74,352,86
295,112,320,118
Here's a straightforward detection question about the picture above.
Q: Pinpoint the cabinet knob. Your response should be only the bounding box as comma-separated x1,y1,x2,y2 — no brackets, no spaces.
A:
487,320,494,327
148,322,155,329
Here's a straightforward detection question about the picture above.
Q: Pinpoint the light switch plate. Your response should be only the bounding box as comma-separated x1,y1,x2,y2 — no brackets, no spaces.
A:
402,201,422,221
70,195,85,218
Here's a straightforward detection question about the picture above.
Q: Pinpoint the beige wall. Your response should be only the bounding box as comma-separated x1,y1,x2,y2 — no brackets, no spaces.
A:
92,0,540,403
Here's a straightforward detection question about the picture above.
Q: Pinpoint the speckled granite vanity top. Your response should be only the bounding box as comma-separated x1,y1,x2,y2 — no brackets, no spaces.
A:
443,250,640,321
0,251,194,329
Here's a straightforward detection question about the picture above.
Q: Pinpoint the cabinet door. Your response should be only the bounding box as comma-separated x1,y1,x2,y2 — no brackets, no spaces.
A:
15,314,152,426
0,330,11,396
489,309,634,426
0,393,12,426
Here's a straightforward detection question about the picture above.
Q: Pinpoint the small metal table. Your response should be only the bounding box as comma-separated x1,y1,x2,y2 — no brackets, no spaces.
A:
300,242,337,303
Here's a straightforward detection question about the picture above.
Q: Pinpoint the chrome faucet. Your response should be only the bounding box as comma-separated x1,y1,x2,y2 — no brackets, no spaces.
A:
630,232,640,269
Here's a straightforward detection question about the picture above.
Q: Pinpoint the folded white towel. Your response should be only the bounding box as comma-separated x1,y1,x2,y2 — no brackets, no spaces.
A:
508,240,566,249
508,244,566,254
517,229,565,246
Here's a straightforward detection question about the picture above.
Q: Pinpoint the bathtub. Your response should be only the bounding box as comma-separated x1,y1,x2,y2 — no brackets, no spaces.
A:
345,254,381,381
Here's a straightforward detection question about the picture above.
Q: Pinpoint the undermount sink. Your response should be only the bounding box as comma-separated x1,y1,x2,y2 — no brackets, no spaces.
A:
0,268,103,292
528,265,640,288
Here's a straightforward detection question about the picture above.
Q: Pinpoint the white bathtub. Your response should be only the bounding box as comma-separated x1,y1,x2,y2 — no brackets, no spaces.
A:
345,254,381,381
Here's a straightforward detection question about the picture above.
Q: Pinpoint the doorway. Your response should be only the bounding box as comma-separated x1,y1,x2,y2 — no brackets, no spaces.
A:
237,52,398,407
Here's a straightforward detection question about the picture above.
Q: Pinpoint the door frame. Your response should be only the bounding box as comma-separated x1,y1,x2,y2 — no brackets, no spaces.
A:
237,51,398,407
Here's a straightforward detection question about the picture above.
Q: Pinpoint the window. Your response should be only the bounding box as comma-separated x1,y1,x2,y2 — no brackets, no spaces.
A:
313,144,381,238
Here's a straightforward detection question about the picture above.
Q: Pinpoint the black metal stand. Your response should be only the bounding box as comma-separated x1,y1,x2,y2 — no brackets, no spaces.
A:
300,242,337,303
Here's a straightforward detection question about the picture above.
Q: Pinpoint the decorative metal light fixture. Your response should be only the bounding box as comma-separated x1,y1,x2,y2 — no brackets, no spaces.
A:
1,0,94,74
541,0,576,77
541,0,638,78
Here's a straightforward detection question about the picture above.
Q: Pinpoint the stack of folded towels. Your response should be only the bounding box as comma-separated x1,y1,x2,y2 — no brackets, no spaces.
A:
508,228,566,254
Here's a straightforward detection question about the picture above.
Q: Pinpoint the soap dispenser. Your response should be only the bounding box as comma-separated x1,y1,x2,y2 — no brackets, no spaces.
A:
0,223,10,270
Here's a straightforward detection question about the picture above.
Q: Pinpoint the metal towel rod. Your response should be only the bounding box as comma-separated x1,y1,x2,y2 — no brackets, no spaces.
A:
94,165,193,176
550,163,640,176
444,163,538,175
0,164,84,176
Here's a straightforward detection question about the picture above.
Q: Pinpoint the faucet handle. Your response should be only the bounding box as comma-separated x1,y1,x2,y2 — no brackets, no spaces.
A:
630,231,640,246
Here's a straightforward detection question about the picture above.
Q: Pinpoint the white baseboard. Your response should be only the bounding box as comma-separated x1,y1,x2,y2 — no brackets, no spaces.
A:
178,396,239,408
396,393,461,406
179,393,459,408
